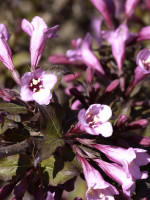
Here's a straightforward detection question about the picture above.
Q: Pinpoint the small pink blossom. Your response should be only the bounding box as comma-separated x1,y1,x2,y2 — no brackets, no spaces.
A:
78,155,119,200
136,48,150,73
71,100,82,110
46,191,55,200
0,24,14,71
102,24,130,71
0,24,21,85
21,16,59,70
126,49,150,95
20,68,57,105
125,0,140,19
63,72,81,82
90,17,102,45
145,0,150,10
137,26,150,41
128,148,150,179
89,0,115,29
66,33,105,76
78,104,113,137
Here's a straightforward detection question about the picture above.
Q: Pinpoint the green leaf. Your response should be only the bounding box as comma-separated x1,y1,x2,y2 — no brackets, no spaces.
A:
41,155,81,186
0,119,18,134
0,103,28,114
0,154,33,181
34,103,64,163
37,103,63,137
35,136,64,163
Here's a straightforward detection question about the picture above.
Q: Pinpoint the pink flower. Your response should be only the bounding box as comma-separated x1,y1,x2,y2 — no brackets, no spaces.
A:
63,72,81,82
95,148,150,198
125,0,140,19
71,100,82,110
90,17,102,45
95,159,135,198
93,144,136,176
93,144,150,178
145,0,150,10
128,148,150,180
89,0,115,29
21,16,59,70
78,155,119,200
136,48,150,73
20,68,57,105
0,24,14,71
126,48,150,95
137,26,150,41
66,33,105,76
78,104,113,137
46,191,55,200
0,24,21,85
102,24,130,71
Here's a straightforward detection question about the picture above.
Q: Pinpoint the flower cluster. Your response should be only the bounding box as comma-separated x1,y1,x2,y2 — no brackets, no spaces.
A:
0,16,59,105
0,0,150,200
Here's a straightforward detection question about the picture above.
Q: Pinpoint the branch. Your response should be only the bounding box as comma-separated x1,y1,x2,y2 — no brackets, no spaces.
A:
0,140,29,159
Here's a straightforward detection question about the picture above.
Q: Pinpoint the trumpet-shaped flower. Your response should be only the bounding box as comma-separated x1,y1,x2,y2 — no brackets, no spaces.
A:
78,156,119,200
89,0,115,29
93,144,150,178
78,104,113,137
0,24,14,71
21,16,59,69
136,48,150,73
66,33,105,76
137,26,150,41
126,48,150,95
102,24,130,71
0,24,21,85
20,68,57,105
95,148,150,198
125,0,140,19
95,159,135,198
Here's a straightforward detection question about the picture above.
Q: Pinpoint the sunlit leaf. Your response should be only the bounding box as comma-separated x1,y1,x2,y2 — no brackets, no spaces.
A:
0,154,33,181
0,103,28,114
41,155,81,186
37,103,63,137
0,119,18,134
34,136,64,163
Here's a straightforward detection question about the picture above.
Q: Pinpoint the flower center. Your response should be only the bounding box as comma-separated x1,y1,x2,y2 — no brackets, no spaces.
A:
86,112,100,128
99,193,105,199
143,58,150,71
29,78,43,93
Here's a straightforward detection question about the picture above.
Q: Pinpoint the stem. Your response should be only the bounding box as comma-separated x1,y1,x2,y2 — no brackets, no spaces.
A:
0,140,29,159
118,68,125,92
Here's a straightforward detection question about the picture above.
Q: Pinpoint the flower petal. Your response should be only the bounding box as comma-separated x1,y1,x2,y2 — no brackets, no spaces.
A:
33,89,52,105
21,19,33,37
20,86,34,101
42,74,57,90
94,122,113,137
